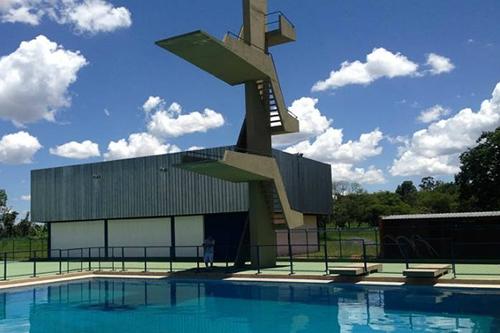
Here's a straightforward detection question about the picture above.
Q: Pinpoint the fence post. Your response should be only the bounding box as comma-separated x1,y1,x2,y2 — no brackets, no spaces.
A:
362,240,368,274
323,239,329,275
143,247,147,272
112,247,115,271
196,246,200,272
66,250,70,273
287,230,294,275
374,229,379,258
451,238,456,278
98,248,101,271
169,247,173,273
88,248,91,271
59,249,62,275
121,247,125,271
33,250,37,277
305,229,310,259
29,238,32,256
256,245,261,274
338,229,343,258
80,248,83,272
3,252,7,280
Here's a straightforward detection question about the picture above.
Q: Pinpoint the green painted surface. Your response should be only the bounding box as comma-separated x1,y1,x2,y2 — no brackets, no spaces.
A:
3,260,500,282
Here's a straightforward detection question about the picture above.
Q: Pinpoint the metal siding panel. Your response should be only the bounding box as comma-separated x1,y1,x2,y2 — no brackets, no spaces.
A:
31,146,330,221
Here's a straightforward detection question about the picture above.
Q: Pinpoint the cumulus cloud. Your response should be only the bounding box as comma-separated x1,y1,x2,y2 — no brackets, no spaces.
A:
426,53,455,75
285,128,384,164
49,140,100,159
0,35,87,126
20,194,31,201
142,96,163,113
0,131,42,164
0,0,42,25
278,98,385,184
330,163,385,184
272,97,331,146
391,82,500,176
104,132,180,160
312,48,419,91
0,0,131,34
144,96,224,138
418,105,451,123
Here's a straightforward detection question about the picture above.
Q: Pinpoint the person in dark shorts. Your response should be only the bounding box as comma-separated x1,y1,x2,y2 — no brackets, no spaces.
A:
203,236,215,268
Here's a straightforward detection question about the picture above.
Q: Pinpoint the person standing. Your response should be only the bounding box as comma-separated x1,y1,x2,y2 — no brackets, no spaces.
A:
203,236,215,268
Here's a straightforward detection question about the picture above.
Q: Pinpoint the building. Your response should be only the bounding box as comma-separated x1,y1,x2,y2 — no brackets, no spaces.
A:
31,146,332,260
380,211,500,260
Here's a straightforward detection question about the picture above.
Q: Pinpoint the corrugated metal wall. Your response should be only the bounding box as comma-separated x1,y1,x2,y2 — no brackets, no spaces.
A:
31,147,332,222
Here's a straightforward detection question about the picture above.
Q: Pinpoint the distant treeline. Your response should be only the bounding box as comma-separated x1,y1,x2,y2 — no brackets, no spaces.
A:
0,190,47,238
332,127,500,227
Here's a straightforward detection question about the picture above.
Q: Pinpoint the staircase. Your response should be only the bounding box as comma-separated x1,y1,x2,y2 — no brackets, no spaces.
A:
256,79,298,135
261,181,287,229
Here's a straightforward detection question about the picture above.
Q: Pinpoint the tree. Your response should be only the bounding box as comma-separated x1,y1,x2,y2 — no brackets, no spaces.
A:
419,176,443,191
455,127,500,210
395,180,417,204
15,212,32,237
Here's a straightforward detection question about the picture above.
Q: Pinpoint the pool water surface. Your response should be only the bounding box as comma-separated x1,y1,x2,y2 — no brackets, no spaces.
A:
0,278,499,332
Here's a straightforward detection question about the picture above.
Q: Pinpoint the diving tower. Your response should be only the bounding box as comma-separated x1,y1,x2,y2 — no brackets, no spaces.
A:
156,0,302,267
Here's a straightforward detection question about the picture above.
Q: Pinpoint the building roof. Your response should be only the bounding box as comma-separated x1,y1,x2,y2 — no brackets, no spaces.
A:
382,211,500,220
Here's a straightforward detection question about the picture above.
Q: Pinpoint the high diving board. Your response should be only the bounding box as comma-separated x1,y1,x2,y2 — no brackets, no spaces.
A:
177,150,304,229
156,30,270,86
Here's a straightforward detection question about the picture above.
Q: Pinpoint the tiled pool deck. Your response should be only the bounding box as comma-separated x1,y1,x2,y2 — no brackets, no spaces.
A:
2,260,500,289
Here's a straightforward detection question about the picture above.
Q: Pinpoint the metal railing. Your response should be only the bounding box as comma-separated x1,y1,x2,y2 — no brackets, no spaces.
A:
5,236,500,281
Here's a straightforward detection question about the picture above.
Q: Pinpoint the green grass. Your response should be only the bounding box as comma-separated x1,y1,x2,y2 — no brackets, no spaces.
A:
0,237,48,260
293,228,380,260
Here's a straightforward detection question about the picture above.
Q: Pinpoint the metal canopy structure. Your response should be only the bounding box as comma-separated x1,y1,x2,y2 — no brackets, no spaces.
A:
156,0,303,267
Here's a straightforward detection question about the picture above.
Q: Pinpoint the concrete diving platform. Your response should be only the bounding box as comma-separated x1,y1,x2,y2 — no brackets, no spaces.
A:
176,150,304,229
329,263,382,276
156,30,272,86
403,264,451,278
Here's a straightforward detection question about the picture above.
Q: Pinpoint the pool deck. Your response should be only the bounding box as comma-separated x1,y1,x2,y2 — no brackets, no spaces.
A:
2,261,500,290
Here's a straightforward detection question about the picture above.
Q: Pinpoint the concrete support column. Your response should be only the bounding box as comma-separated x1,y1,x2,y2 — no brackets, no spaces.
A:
249,182,276,267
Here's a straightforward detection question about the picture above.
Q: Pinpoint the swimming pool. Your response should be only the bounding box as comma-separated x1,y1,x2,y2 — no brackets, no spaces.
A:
0,278,499,332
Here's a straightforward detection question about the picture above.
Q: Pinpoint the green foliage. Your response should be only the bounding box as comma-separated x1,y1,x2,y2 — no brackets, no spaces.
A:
395,180,417,205
332,178,459,227
455,127,500,211
0,189,46,238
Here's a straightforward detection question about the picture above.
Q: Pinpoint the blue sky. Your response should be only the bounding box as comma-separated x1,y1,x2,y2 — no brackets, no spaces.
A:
0,0,499,216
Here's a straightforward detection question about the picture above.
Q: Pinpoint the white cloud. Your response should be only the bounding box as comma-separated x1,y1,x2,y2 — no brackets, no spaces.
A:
142,96,163,113
0,35,87,126
0,0,131,34
330,163,385,184
144,96,224,138
20,194,31,201
0,131,42,164
418,105,451,123
0,0,42,25
59,0,131,34
391,82,500,176
49,140,100,159
426,53,455,75
312,48,419,91
188,146,204,151
272,97,331,146
104,132,180,160
285,128,384,164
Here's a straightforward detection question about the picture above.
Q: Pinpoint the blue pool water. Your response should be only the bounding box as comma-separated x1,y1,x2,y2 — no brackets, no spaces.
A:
0,279,499,332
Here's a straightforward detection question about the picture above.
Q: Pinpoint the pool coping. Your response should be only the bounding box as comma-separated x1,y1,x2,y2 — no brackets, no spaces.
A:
1,271,500,290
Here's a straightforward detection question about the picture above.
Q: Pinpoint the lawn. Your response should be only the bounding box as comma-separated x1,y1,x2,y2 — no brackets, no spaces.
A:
0,237,48,260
